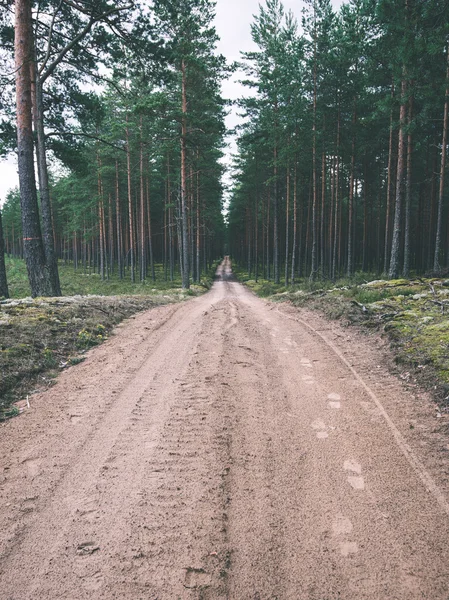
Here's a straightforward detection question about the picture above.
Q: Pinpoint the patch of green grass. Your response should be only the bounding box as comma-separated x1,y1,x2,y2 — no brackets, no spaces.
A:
5,257,218,299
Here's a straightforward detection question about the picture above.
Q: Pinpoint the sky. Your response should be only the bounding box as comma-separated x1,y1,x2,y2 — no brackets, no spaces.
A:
0,0,344,207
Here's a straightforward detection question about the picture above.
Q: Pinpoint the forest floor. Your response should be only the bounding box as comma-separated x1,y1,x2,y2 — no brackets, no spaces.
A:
1,258,214,416
1,258,449,598
236,268,449,410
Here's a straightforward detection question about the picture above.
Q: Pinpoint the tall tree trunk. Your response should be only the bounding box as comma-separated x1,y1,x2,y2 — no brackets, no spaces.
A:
291,163,298,284
139,126,146,283
266,189,271,280
273,146,279,284
255,183,259,282
310,8,318,281
15,0,52,297
0,209,9,298
383,81,395,275
332,107,341,280
285,164,290,286
389,76,408,279
31,58,61,295
146,172,155,282
97,153,106,281
403,94,413,277
320,147,326,278
125,115,135,283
115,160,123,280
196,168,201,283
180,59,190,289
108,193,114,275
434,46,449,273
167,156,174,281
347,101,357,277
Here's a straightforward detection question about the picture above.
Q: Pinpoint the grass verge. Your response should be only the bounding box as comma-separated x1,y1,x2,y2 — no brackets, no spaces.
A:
233,265,449,409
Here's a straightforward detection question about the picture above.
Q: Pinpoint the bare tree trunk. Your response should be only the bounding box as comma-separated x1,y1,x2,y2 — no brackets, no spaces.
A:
31,59,61,295
0,209,9,298
196,169,201,283
328,154,335,277
180,59,190,289
310,9,318,282
15,0,52,297
383,81,395,275
403,95,413,277
389,76,408,279
167,156,174,281
273,146,279,284
255,185,259,282
97,154,106,281
362,162,368,272
139,125,146,282
332,108,341,280
306,179,312,276
320,147,326,278
434,46,449,273
266,190,271,280
291,163,298,284
146,172,155,282
347,101,357,277
285,164,290,286
108,193,114,275
115,160,123,279
125,115,135,283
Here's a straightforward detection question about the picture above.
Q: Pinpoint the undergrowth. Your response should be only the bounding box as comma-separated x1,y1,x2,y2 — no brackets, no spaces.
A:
4,257,216,299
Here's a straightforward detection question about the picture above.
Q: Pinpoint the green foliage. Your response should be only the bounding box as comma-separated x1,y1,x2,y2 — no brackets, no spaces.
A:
228,0,449,280
76,326,106,349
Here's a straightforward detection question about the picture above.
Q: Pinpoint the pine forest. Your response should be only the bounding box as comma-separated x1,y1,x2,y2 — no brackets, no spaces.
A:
1,0,449,297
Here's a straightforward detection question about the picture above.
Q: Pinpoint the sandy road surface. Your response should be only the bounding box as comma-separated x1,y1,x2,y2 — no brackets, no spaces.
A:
1,258,449,599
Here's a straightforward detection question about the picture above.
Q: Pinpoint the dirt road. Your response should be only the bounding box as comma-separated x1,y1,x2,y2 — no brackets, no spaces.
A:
1,258,449,599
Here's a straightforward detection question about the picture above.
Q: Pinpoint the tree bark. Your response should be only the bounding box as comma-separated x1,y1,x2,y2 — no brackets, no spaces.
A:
347,101,357,277
125,115,135,283
402,94,413,277
383,81,395,275
31,59,61,295
0,209,9,298
320,147,326,278
285,164,290,286
146,172,155,282
196,168,201,283
434,46,449,274
310,6,318,282
389,76,408,279
332,107,341,280
15,0,52,297
291,163,298,284
139,121,146,282
115,160,123,279
180,59,190,289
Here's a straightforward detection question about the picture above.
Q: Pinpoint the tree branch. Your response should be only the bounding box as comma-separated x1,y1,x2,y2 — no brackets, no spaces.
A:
38,0,65,77
45,130,127,153
39,3,134,85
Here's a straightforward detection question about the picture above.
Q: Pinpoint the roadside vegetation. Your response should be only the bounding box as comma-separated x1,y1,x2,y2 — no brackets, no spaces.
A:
234,265,449,408
0,258,217,420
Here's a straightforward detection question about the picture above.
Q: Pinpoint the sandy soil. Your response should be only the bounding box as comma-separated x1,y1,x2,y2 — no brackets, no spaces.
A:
1,258,449,599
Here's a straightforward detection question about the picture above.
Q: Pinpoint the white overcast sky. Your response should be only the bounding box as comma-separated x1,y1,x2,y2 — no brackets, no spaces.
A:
0,0,344,206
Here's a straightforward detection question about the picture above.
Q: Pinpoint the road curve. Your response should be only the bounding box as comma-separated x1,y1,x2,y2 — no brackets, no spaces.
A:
1,258,449,599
